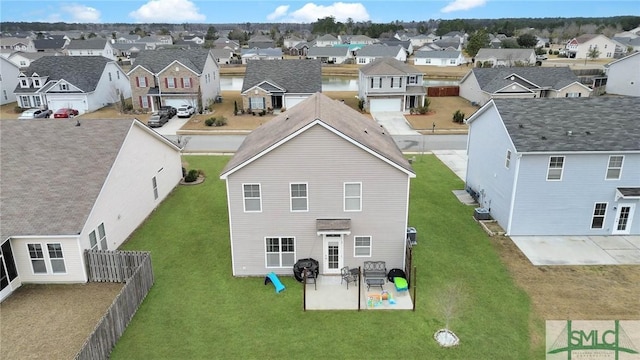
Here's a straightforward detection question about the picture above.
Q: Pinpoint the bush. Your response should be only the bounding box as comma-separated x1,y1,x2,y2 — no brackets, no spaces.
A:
184,169,199,183
14,106,24,113
204,117,216,126
452,110,465,124
358,99,365,112
214,117,227,126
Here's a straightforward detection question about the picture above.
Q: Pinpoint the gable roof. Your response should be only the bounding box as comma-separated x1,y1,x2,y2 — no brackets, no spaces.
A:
33,38,66,50
307,46,350,57
131,48,210,74
359,57,421,76
475,48,535,60
357,44,405,57
20,56,112,92
481,97,640,153
66,39,107,50
241,59,321,94
316,34,339,42
220,92,414,178
414,50,461,59
0,119,178,241
469,67,581,92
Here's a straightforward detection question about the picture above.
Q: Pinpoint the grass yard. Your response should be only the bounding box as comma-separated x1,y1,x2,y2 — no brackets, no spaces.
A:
112,155,539,359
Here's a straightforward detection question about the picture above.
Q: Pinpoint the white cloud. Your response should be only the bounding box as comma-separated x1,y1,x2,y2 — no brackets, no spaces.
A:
129,0,205,23
441,0,487,13
267,5,290,21
57,4,102,23
268,2,370,23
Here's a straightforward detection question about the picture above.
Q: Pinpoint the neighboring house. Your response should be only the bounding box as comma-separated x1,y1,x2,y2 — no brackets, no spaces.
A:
358,57,427,112
612,37,640,52
5,51,52,68
440,31,467,44
314,34,340,47
0,57,19,105
211,48,235,65
409,34,435,48
378,40,413,55
0,37,35,52
241,59,321,111
413,50,465,66
112,43,144,59
127,48,220,112
283,35,305,49
356,45,407,65
240,48,283,64
459,67,591,106
0,118,183,302
65,39,117,60
214,37,240,52
289,41,309,57
219,92,416,276
465,97,640,236
248,35,275,49
183,35,205,45
33,38,67,52
348,35,375,45
307,46,352,64
474,48,537,67
116,34,141,43
604,52,640,97
565,34,624,59
15,56,131,114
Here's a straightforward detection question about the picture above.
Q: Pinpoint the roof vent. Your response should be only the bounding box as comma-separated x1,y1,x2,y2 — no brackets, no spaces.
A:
566,130,572,136
541,135,547,140
518,124,524,128
585,131,591,135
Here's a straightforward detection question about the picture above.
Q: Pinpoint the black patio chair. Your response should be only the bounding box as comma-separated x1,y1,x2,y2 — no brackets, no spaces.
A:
341,266,357,290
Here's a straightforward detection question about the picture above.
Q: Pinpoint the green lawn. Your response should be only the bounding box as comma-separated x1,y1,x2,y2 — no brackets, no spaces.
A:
112,155,543,359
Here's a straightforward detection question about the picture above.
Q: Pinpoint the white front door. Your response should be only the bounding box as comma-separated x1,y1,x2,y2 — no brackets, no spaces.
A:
613,204,635,235
322,234,343,274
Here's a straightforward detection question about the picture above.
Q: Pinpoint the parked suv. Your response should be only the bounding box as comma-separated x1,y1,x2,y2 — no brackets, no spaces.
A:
147,112,169,128
158,106,177,119
176,105,195,118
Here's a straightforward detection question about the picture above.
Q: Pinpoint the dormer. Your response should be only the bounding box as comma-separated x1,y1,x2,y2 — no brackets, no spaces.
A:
18,73,31,88
58,81,69,91
31,72,44,88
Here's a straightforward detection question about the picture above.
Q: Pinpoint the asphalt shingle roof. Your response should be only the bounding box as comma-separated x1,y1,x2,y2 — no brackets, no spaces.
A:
307,46,350,57
0,119,134,241
33,38,66,50
471,67,581,93
241,59,321,93
357,44,405,57
359,57,422,76
475,48,535,60
491,97,640,153
132,48,210,74
414,50,461,59
65,39,107,50
220,92,414,176
20,56,112,92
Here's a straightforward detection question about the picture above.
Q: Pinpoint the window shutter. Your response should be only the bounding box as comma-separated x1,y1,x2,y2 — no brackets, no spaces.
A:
136,76,139,87
139,96,142,107
262,98,265,108
147,96,151,108
181,78,184,88
145,76,148,87
165,78,168,88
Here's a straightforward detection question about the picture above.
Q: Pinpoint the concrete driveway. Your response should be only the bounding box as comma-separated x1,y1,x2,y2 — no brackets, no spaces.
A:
153,116,189,136
371,112,420,135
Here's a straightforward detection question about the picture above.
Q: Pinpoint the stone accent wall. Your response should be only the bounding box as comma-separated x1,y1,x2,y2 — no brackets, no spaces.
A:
242,88,273,112
129,68,153,110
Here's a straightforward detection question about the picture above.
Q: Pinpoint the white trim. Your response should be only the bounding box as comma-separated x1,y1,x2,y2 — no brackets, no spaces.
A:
506,153,522,235
344,182,362,212
613,203,635,235
225,178,237,276
322,234,343,274
590,202,608,230
546,156,565,181
264,236,296,268
605,155,624,180
242,183,262,212
353,235,372,257
289,182,309,212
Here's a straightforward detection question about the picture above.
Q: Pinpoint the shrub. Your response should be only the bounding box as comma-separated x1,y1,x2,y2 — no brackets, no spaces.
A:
423,98,431,112
184,169,199,183
204,117,216,126
452,110,465,124
214,117,227,126
14,106,24,113
417,106,429,115
357,99,364,112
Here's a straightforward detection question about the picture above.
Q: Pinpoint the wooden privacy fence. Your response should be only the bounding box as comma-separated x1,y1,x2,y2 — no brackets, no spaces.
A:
75,250,154,360
427,86,459,97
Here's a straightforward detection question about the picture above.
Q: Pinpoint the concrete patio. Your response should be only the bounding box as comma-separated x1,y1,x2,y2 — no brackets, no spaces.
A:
303,275,414,311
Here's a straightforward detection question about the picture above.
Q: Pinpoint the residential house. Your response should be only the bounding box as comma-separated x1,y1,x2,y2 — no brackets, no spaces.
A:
604,52,640,97
565,34,624,59
127,48,220,112
0,118,182,302
183,35,205,45
289,41,309,57
0,37,35,52
65,39,117,60
5,51,52,69
241,59,321,112
440,31,467,45
112,42,144,59
214,37,241,52
459,67,591,106
614,26,640,39
314,34,340,47
356,45,407,65
15,56,131,114
409,33,436,48
474,48,537,67
283,35,305,49
0,57,20,105
378,40,413,55
116,34,141,43
240,48,283,64
418,39,462,52
413,50,465,66
465,97,640,236
612,37,640,52
307,46,352,64
347,35,375,45
219,92,415,276
33,38,67,53
248,35,275,49
211,48,235,65
358,57,427,112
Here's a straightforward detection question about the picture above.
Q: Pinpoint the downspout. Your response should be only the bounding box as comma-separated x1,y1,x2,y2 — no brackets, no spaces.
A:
506,153,522,235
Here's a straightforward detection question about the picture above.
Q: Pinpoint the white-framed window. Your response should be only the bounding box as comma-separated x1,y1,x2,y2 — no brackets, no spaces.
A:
152,176,158,200
20,95,30,108
47,244,66,273
606,155,623,180
2,90,6,100
140,96,149,108
32,78,41,87
354,236,372,257
565,92,581,97
449,59,456,64
116,71,120,80
33,96,41,107
390,77,402,88
28,244,46,274
408,75,418,84
290,183,308,212
358,57,366,64
138,76,147,87
250,97,265,109
60,83,68,91
20,78,29,87
167,77,176,88
19,60,26,66
344,182,362,211
546,156,564,181
182,77,191,88
265,237,295,268
89,230,98,250
371,77,382,89
243,184,261,212
591,203,607,229
424,58,431,64
505,149,512,169
98,223,107,250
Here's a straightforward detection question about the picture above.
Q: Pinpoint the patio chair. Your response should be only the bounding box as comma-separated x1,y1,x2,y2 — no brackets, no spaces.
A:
341,266,357,289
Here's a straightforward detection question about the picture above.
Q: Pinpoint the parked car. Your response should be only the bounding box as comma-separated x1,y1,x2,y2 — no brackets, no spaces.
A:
536,54,548,60
147,112,169,128
18,108,52,119
53,108,79,118
176,105,195,118
158,106,177,119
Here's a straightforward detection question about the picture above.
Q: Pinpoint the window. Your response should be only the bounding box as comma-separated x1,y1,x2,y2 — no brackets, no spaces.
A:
408,75,418,84
137,76,147,87
152,176,158,200
344,182,362,211
89,230,98,250
390,77,402,88
425,58,431,64
265,237,295,267
47,244,66,273
140,96,149,108
98,223,107,250
354,236,371,257
33,97,41,107
20,96,30,108
290,183,308,211
250,97,265,109
60,83,68,91
565,92,581,97
606,155,623,180
166,77,176,88
108,72,112,81
20,60,26,66
2,90,6,100
116,72,120,79
591,203,607,229
505,150,512,169
371,77,382,89
358,57,366,64
182,77,191,88
547,156,564,181
28,244,46,274
20,78,28,87
449,59,456,64
243,184,261,212
33,78,41,87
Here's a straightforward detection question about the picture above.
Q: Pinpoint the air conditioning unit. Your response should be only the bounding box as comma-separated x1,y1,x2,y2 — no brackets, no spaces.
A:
474,208,491,221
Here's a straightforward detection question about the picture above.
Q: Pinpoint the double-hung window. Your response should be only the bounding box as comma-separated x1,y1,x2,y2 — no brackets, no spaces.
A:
243,184,261,212
591,203,607,229
265,237,295,267
89,230,98,250
98,223,107,250
152,176,158,200
354,236,372,257
28,244,46,274
250,97,265,109
182,77,191,88
138,76,147,87
606,155,623,180
47,244,66,273
167,77,176,88
505,150,512,169
344,182,362,211
547,156,564,181
290,183,308,212
390,77,402,88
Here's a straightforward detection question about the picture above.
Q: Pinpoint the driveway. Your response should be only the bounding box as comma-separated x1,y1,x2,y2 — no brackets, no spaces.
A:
153,116,190,136
371,112,420,136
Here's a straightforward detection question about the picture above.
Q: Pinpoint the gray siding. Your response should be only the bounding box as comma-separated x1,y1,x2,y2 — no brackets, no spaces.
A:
364,75,409,94
226,125,410,276
459,73,489,105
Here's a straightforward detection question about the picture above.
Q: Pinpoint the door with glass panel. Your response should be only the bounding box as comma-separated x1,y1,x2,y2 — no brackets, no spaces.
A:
322,234,343,274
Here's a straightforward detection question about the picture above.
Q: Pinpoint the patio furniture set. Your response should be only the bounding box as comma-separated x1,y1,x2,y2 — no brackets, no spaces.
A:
341,261,408,292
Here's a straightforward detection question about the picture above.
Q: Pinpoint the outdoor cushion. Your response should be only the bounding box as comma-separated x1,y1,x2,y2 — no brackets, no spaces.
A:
394,277,408,292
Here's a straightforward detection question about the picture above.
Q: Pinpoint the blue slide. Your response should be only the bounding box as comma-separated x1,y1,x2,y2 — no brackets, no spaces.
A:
264,272,286,293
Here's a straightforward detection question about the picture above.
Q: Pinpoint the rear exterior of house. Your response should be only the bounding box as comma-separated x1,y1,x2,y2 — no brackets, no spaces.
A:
221,93,415,276
605,52,640,97
466,97,640,236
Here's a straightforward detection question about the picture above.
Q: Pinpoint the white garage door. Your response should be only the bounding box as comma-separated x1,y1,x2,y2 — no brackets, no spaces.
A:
369,98,401,112
284,96,308,109
48,98,85,114
164,98,196,109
